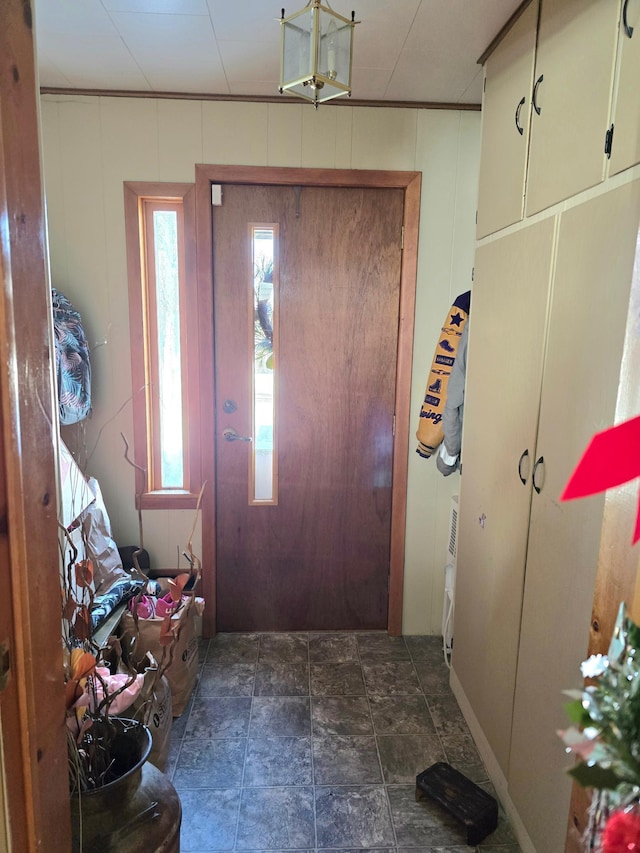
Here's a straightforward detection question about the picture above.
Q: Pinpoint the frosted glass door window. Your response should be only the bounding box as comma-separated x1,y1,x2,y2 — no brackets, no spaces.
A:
251,226,277,503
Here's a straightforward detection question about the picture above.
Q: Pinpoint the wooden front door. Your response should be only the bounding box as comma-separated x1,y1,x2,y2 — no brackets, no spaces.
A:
212,184,404,631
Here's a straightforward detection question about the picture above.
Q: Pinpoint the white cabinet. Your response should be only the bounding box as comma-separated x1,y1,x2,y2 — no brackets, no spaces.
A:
508,180,640,852
477,0,625,231
453,217,555,774
609,0,640,176
525,0,620,216
458,0,640,847
476,1,538,239
454,179,640,852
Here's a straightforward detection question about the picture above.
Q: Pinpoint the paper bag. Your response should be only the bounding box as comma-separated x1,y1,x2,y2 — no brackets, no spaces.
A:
119,597,203,717
130,672,173,771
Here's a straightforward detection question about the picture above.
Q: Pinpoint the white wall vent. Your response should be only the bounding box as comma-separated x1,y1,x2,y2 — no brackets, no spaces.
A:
442,494,459,666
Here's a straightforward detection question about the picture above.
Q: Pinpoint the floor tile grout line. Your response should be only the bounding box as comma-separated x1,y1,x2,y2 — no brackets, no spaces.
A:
306,632,319,853
357,633,401,851
168,638,208,783
231,633,260,850
409,641,450,767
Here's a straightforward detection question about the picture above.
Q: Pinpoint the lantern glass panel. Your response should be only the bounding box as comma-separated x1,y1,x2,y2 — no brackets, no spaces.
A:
318,8,352,88
282,7,313,85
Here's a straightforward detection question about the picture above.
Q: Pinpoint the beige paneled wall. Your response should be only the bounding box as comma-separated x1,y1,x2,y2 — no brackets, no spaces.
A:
40,95,480,634
405,109,480,635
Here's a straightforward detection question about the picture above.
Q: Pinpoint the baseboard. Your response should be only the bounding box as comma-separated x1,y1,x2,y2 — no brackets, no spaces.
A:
450,666,537,853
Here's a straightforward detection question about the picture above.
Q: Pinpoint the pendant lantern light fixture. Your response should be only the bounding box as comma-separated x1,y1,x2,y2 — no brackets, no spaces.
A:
279,1,358,108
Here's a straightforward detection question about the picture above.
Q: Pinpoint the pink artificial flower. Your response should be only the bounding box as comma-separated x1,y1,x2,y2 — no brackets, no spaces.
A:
92,667,144,715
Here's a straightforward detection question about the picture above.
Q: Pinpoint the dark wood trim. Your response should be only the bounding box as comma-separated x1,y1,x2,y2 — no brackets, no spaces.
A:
196,164,421,189
123,182,149,499
388,172,421,636
195,164,421,638
477,0,536,66
183,185,202,499
138,492,200,510
0,1,71,849
124,181,194,199
40,87,481,112
195,166,217,637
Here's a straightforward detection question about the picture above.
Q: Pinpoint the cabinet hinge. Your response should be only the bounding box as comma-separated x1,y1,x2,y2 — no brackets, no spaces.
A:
483,76,486,93
401,226,404,249
471,266,475,282
392,414,396,436
211,184,223,206
604,124,614,159
475,210,478,225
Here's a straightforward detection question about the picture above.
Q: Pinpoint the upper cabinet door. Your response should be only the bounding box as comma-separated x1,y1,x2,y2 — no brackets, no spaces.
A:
610,0,640,176
476,1,538,239
525,0,620,217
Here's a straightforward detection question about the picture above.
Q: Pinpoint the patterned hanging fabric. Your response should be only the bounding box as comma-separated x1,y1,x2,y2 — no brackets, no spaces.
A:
52,287,92,424
416,290,470,459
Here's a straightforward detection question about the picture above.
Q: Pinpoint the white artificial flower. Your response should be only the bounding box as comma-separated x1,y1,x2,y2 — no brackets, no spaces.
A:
580,654,609,678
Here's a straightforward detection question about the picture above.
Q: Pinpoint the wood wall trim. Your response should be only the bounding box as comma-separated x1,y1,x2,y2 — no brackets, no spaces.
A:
123,182,149,501
194,165,217,637
123,181,200,506
40,87,481,112
194,165,421,638
0,1,71,850
477,0,535,66
388,172,421,636
0,228,28,852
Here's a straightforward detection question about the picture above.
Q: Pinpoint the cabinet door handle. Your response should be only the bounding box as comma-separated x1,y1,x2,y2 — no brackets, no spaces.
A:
623,0,634,37
515,96,526,136
532,455,544,494
532,74,544,116
518,448,529,484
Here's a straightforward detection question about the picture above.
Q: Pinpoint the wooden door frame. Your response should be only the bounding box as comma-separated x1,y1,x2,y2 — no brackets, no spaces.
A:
1,1,72,850
195,165,421,638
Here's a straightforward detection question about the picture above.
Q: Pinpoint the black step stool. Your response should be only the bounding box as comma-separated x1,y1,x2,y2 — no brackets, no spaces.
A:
415,762,498,846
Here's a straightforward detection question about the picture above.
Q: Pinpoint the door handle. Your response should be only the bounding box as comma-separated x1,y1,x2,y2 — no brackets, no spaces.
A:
223,428,252,442
532,455,544,494
515,96,525,136
532,74,544,116
518,448,530,484
623,0,634,37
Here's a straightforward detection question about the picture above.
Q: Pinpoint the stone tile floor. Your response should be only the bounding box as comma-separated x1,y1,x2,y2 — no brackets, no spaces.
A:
167,633,521,853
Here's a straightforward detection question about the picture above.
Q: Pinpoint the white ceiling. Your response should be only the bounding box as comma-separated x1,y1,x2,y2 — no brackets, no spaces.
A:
34,0,521,105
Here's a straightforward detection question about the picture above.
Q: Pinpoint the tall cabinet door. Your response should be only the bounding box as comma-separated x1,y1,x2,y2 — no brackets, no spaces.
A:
610,0,640,176
476,0,538,239
525,0,620,217
452,217,555,776
509,180,640,853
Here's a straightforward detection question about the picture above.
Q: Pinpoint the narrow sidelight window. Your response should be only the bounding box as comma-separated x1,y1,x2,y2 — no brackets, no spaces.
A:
124,183,200,509
145,203,186,489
